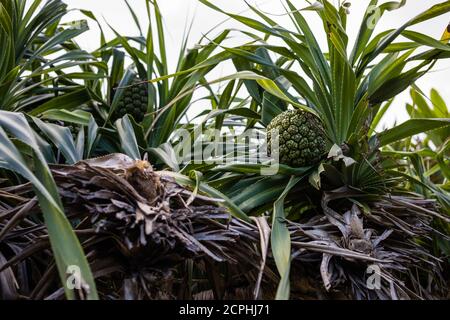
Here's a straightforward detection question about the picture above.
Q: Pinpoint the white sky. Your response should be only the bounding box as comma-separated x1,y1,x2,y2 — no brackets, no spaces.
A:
63,0,450,128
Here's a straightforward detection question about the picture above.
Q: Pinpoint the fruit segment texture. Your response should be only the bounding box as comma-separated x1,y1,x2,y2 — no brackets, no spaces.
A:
267,110,327,167
115,81,148,122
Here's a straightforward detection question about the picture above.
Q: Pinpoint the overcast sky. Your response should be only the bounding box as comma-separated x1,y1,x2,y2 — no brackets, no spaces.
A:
63,0,450,127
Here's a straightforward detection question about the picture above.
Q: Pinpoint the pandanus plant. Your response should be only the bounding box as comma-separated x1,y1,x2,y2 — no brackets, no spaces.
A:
0,0,449,300
0,0,101,300
0,0,101,113
70,0,235,161
181,0,450,299
0,0,253,300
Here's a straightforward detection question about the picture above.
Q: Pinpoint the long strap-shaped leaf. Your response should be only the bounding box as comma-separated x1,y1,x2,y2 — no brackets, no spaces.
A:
0,111,98,300
116,114,141,160
358,1,450,72
375,118,450,146
271,176,302,300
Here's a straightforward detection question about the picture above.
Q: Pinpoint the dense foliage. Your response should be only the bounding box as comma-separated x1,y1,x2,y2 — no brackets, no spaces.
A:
0,0,449,300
